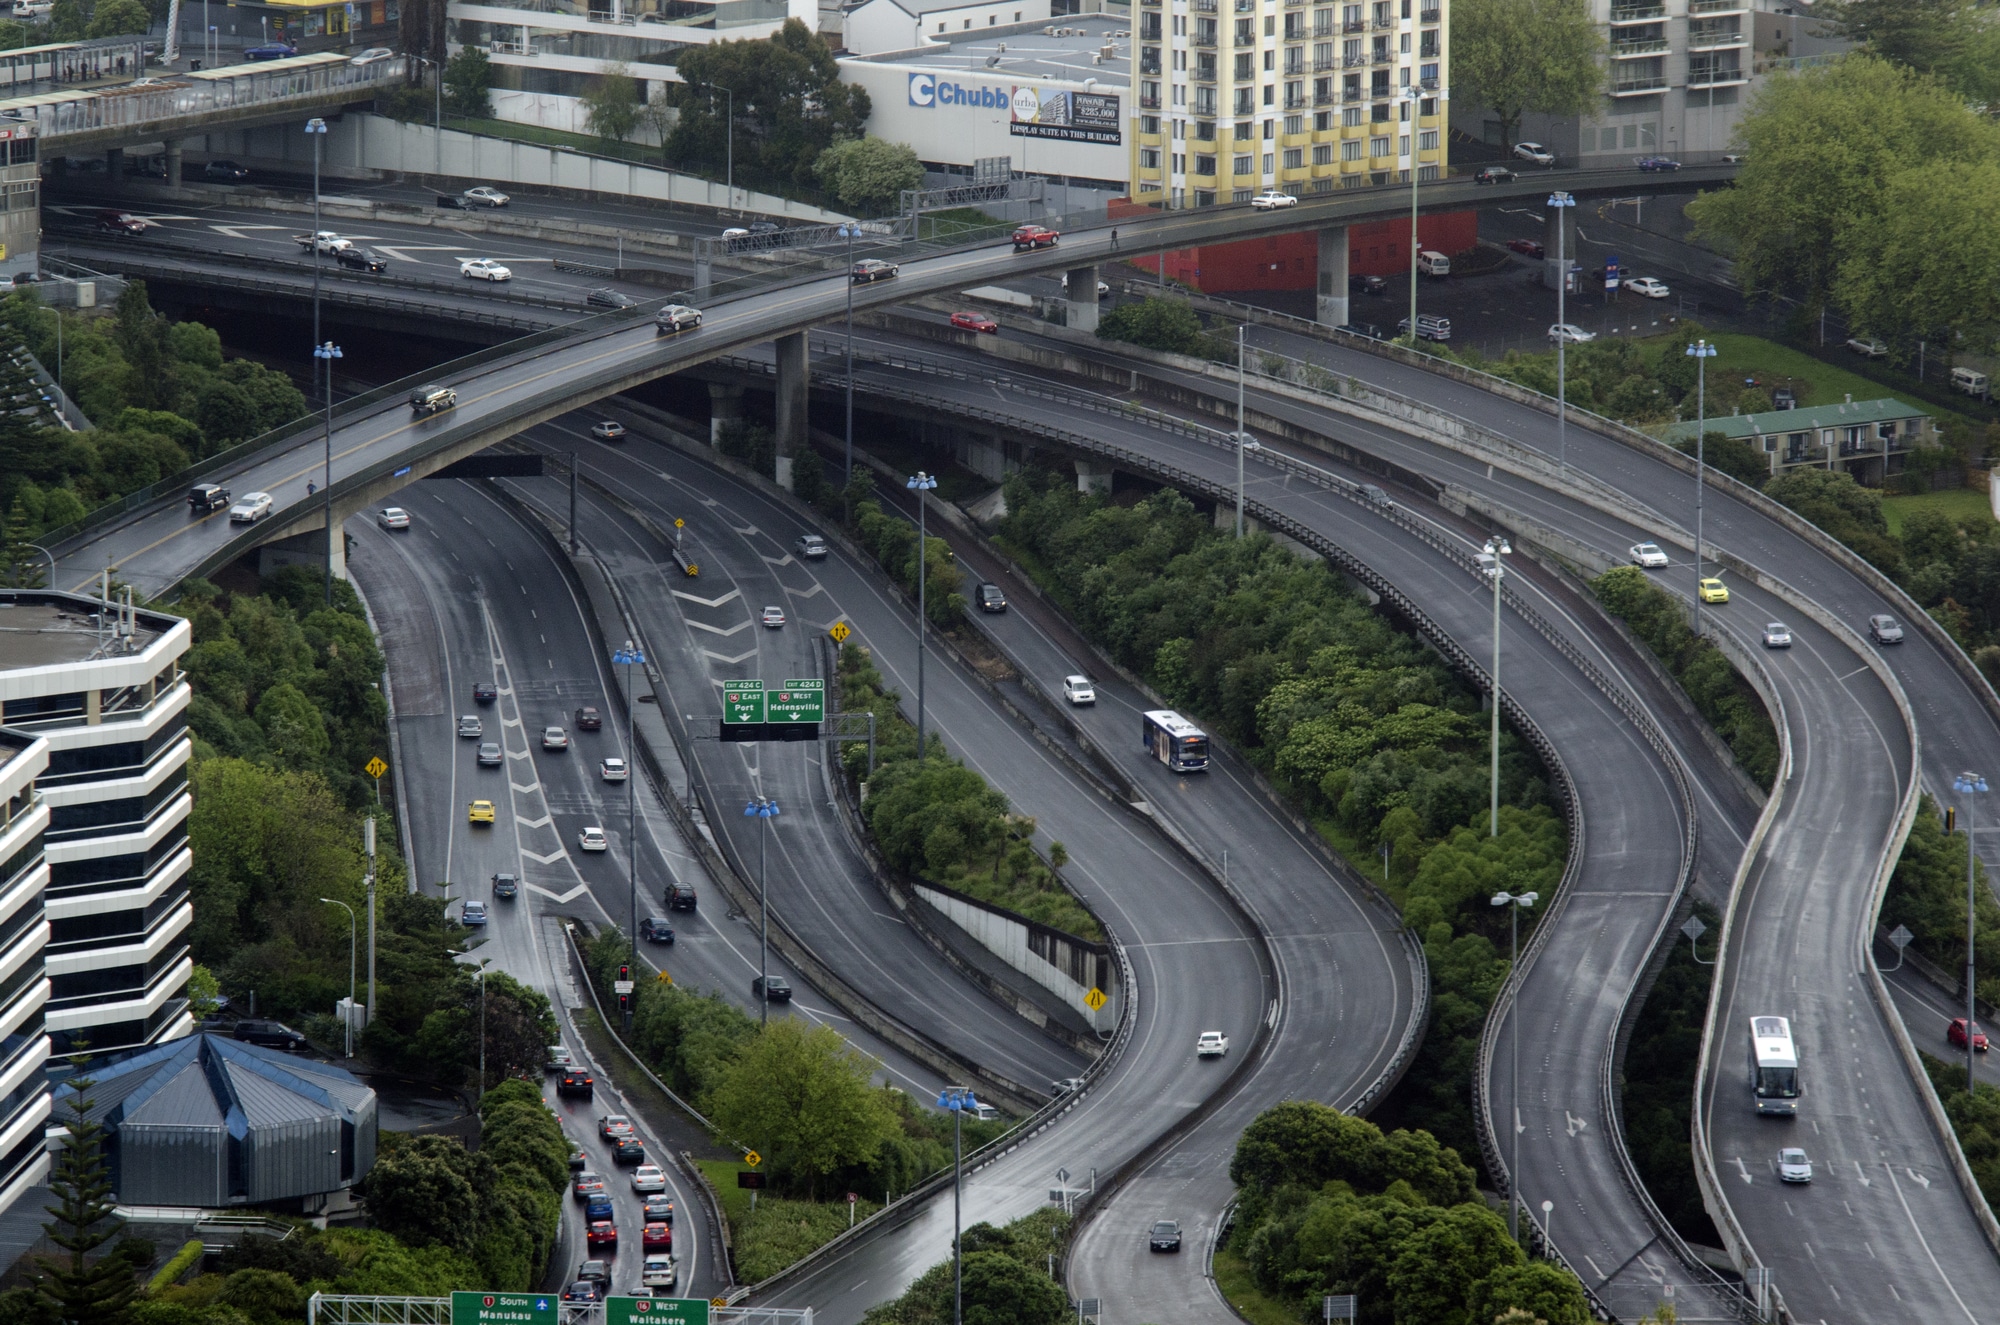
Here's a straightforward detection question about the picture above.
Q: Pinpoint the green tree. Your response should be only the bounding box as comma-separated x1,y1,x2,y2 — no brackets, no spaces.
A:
1810,0,2000,99
37,1061,135,1325
1760,466,1902,575
1096,296,1212,355
1671,429,1769,487
1,498,45,587
1450,0,1603,150
814,137,924,215
1831,156,2000,356
184,965,223,1019
443,45,493,118
663,18,870,189
358,1134,483,1254
958,1250,1068,1325
706,1019,897,1195
583,64,643,143
1473,1263,1592,1325
85,0,148,35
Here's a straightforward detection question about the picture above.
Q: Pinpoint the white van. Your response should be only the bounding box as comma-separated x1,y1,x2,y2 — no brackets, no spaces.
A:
1416,250,1451,277
1950,366,1990,399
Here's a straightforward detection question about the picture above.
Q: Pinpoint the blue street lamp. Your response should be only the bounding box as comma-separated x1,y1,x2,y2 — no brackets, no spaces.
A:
937,1086,981,1325
745,796,780,1024
313,340,342,604
1548,191,1576,466
615,640,647,993
839,222,864,492
908,472,939,763
1955,771,1988,1093
1685,338,1718,635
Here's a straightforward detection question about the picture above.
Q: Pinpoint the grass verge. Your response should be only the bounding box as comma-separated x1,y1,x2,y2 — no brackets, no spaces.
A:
1705,332,1979,425
1883,485,1994,537
696,1159,879,1282
1213,1245,1303,1325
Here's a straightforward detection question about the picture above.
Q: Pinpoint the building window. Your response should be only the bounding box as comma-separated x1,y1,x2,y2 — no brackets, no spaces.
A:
1371,100,1389,121
1418,128,1436,150
1263,49,1275,70
1196,155,1217,174
1142,115,1160,133
1370,135,1390,157
1196,120,1216,140
1284,147,1303,167
1233,154,1253,174
1141,148,1162,168
1264,84,1275,103
1398,133,1408,155
1315,110,1333,130
1342,139,1362,160
1235,120,1254,140
1343,105,1362,126
1313,143,1333,163
1284,113,1303,134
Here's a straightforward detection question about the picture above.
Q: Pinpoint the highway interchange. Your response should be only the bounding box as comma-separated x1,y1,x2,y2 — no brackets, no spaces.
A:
46,177,2000,1323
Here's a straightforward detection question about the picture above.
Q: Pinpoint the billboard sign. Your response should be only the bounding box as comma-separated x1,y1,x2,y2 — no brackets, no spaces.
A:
1009,86,1121,144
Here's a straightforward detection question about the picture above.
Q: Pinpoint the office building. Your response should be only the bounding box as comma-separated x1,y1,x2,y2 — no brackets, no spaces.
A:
0,723,50,1226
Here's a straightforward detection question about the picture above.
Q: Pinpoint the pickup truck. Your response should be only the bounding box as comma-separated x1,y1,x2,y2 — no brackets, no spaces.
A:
296,231,350,255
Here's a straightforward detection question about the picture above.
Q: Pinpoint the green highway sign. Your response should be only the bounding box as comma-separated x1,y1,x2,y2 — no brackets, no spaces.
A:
768,679,826,725
606,1297,712,1325
721,680,766,725
449,1291,558,1325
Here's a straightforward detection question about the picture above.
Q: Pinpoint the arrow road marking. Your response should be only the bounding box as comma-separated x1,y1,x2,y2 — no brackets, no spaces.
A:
1565,1112,1588,1137
790,583,827,599
517,814,552,829
527,882,590,903
511,780,542,794
1732,1157,1753,1184
1855,1162,1870,1187
1906,1168,1930,1189
522,847,567,865
702,647,759,665
761,553,795,567
672,587,743,608
685,619,751,636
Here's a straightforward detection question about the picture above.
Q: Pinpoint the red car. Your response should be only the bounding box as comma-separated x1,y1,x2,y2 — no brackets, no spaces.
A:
1011,224,1060,251
1949,1017,1989,1052
1505,238,1544,260
587,1220,618,1248
96,210,149,236
950,311,998,333
642,1221,673,1251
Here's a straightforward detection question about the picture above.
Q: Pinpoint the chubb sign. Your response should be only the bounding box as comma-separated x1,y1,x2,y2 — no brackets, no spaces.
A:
907,72,1012,108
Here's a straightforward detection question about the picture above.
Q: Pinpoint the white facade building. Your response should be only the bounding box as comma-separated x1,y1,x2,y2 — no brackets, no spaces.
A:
448,0,817,98
0,724,50,1227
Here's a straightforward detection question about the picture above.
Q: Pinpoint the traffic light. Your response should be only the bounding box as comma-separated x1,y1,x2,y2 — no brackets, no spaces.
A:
618,965,631,1013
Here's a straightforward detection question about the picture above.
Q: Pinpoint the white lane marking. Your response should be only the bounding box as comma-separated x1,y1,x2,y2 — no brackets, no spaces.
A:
1732,1157,1753,1184
1882,1163,1979,1324
685,619,752,637
671,587,742,608
522,846,567,864
701,647,759,665
511,780,542,793
518,814,553,829
528,881,591,903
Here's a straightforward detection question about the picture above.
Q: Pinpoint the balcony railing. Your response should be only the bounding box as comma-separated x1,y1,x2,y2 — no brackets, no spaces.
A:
1194,33,1216,46
1140,57,1162,74
1689,0,1748,12
1372,47,1393,63
1610,74,1669,94
1284,61,1305,75
1140,93,1162,108
1343,18,1364,31
1195,67,1217,82
1372,15,1394,28
1686,66,1748,87
1194,0,1217,9
1608,2,1665,20
1285,94,1307,108
1419,4,1438,20
1344,53,1368,66
1687,27,1747,50
1315,90,1335,105
1315,55,1335,70
1610,37,1670,56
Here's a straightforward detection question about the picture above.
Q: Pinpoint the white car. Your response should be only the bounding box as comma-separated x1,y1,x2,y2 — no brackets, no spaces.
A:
460,258,513,282
1778,1147,1812,1183
761,605,786,629
461,186,511,208
631,1164,667,1192
1629,542,1669,568
543,726,570,750
795,534,827,559
377,506,410,530
579,826,608,852
601,757,629,782
1763,622,1792,649
1513,141,1555,166
1196,1031,1229,1057
1548,323,1597,344
657,304,704,333
228,492,273,523
1622,276,1671,299
642,1254,677,1290
1250,190,1299,210
1062,675,1097,706
590,421,626,440
721,227,751,239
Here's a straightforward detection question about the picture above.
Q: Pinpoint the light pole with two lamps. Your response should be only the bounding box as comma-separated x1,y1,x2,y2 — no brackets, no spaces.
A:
1483,536,1511,837
1686,338,1718,635
1400,84,1444,345
314,341,341,605
745,796,779,1024
908,472,938,761
1548,191,1575,464
1492,887,1538,1239
449,952,492,1099
1233,325,1260,536
839,222,863,488
319,897,356,1057
614,639,646,1008
1956,770,1988,1093
937,1085,980,1325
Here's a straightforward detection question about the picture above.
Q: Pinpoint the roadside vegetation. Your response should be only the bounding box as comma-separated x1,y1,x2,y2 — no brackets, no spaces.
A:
863,1209,1073,1325
995,470,1565,1167
1620,902,1724,1246
1921,1054,2000,1213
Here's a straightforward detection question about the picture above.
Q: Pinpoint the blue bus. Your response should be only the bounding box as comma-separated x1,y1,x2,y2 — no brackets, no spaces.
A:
1142,710,1209,772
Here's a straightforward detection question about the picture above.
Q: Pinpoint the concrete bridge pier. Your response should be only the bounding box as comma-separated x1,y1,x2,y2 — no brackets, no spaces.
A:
1066,264,1100,333
1075,458,1113,495
773,332,807,489
104,146,122,177
708,382,745,445
254,524,346,581
1316,225,1350,328
163,139,182,188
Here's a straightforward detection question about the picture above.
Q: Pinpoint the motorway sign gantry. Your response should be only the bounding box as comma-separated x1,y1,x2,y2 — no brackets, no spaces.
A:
767,679,825,725
450,1291,557,1325
722,680,766,724
606,1298,711,1325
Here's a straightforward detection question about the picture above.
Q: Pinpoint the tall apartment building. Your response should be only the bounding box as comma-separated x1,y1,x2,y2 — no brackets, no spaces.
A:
0,725,51,1225
0,589,194,1064
1130,0,1447,206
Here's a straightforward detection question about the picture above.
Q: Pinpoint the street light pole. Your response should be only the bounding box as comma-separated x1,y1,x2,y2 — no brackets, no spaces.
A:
1686,338,1717,636
1235,324,1247,537
1404,86,1422,350
319,898,356,1057
1957,772,1988,1093
615,641,647,1007
907,472,938,761
314,341,341,605
1484,536,1511,837
1548,191,1575,465
841,222,861,490
937,1086,978,1325
1491,888,1538,1239
745,797,779,1024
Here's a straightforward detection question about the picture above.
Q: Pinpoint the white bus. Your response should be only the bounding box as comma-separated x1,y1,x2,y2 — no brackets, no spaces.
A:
1750,1015,1799,1115
1142,710,1209,773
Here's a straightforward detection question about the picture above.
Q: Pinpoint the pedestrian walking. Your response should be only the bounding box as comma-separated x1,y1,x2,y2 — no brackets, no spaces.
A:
1110,228,1119,249
307,480,316,496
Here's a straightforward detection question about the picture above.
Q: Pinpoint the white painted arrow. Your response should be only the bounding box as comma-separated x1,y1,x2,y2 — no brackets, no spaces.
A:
1855,1162,1870,1187
761,553,795,567
510,780,542,794
516,814,552,829
1565,1112,1588,1138
685,619,751,637
1906,1168,1929,1189
527,881,590,903
1732,1157,1753,1184
521,847,567,865
702,647,758,665
672,587,742,608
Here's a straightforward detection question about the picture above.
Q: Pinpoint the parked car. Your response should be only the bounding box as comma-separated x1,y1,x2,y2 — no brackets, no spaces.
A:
460,900,488,927
1062,675,1096,706
203,159,250,181
1548,323,1597,344
586,288,637,309
667,883,698,911
1778,1148,1813,1184
1950,1017,1989,1052
1337,321,1387,341
233,1020,307,1051
851,259,900,283
1763,622,1792,649
656,304,703,333
228,492,273,523
543,726,569,750
1634,155,1681,171
1772,386,1798,409
491,872,518,899
410,384,457,415
1250,189,1298,210
244,42,298,59
754,974,793,1003
377,506,410,530
478,742,503,767
1196,1030,1229,1057
1149,1220,1182,1252
188,483,231,514
1505,237,1545,259
578,826,608,852
796,533,828,559
1397,314,1452,342
1846,335,1889,359
761,605,787,629
473,681,498,705
1629,542,1669,568
975,583,1007,613
461,186,511,208
1623,276,1671,299
458,715,484,738
1513,142,1555,166
1473,165,1515,184
337,246,388,273
575,705,603,731
1011,224,1061,250
601,757,629,783
1869,613,1904,644
640,916,675,944
1347,273,1388,298
590,421,627,440
460,258,512,282
950,310,999,333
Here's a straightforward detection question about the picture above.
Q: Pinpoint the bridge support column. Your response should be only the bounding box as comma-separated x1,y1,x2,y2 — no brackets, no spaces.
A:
163,139,183,188
773,332,808,490
104,147,123,177
1542,202,1577,291
1316,225,1350,328
1065,265,1100,333
707,382,744,446
1075,459,1112,495
254,525,346,581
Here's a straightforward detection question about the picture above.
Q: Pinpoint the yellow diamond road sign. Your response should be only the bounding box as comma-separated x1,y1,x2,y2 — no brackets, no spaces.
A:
1084,987,1108,1011
365,757,388,779
744,1150,762,1168
675,518,686,528
656,969,673,985
829,621,852,644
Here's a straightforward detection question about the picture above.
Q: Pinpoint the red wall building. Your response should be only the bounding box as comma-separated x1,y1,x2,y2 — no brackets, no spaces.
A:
1108,200,1478,295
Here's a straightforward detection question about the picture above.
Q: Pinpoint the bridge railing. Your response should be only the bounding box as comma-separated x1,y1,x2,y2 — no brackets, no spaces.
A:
5,52,407,141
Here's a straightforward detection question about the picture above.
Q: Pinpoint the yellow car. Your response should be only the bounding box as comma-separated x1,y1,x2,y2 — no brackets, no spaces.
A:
468,799,496,825
1698,577,1729,604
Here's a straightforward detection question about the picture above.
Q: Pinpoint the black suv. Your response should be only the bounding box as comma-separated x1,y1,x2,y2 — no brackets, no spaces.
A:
666,883,698,912
1348,273,1387,296
233,1020,307,1051
189,483,231,514
558,1069,595,1099
753,975,793,1003
640,916,675,945
975,583,1007,613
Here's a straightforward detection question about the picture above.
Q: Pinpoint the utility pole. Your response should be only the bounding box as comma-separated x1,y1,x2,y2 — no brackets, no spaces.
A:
364,815,377,1021
1686,338,1717,635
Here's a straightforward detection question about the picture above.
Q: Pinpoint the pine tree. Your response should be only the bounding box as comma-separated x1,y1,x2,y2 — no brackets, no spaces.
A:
0,499,45,588
35,1056,133,1325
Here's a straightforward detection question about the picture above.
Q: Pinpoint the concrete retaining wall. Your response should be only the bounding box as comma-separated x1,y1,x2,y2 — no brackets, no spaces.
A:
910,882,1116,1035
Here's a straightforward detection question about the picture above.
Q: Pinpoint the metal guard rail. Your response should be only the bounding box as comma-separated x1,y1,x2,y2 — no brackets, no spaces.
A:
13,54,408,139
